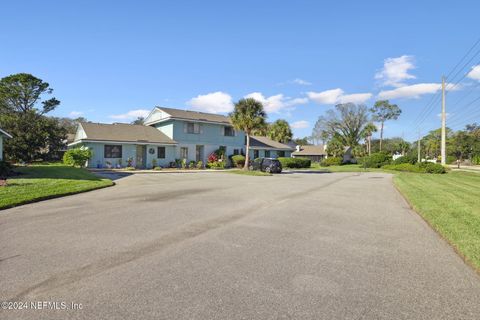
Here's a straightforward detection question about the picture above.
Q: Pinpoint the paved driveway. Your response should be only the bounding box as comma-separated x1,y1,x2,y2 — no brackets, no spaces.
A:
1,172,479,319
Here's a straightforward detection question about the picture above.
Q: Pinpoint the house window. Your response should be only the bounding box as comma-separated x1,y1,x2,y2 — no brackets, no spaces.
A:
265,150,270,157
180,147,188,159
157,147,166,159
186,122,200,134
104,145,122,158
224,126,235,136
254,150,259,159
278,150,285,157
233,149,240,155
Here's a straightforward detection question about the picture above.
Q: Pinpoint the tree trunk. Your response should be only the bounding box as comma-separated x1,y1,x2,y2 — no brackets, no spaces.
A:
368,136,371,155
379,122,384,151
244,134,250,170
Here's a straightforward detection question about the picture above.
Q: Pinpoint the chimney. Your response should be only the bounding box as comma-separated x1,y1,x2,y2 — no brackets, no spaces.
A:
296,145,301,152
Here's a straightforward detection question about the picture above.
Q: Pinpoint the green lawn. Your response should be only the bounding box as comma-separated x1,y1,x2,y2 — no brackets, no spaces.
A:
224,169,272,176
0,164,113,210
308,163,384,172
394,171,480,271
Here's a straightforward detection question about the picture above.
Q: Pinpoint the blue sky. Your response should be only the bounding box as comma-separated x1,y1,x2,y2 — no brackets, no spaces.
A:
1,0,480,141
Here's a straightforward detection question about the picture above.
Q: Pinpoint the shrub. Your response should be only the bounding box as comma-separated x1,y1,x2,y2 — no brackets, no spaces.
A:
394,155,417,165
181,158,187,169
320,157,342,167
419,162,446,174
382,162,446,174
153,166,162,170
363,153,391,168
231,155,246,168
473,154,480,165
446,155,457,164
207,151,226,169
189,160,196,169
151,159,158,168
196,160,203,169
278,157,311,168
0,160,13,179
63,147,92,167
382,163,424,173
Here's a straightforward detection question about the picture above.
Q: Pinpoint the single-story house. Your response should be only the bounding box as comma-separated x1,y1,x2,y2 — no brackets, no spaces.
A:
69,122,177,168
248,136,294,159
0,128,12,160
292,145,327,162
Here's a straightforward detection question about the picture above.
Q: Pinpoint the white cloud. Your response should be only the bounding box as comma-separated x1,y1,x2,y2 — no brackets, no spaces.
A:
467,65,480,81
187,91,234,114
375,55,416,87
307,88,372,105
292,78,312,86
110,109,150,120
338,93,373,104
377,82,460,100
244,92,307,113
69,111,83,117
291,120,309,129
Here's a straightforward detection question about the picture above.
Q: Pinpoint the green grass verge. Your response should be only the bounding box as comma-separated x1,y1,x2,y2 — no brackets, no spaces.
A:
0,164,113,210
224,169,272,176
394,171,480,271
308,163,384,172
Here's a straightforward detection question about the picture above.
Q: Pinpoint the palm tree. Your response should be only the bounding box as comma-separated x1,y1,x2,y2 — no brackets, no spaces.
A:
268,119,292,143
362,123,377,155
370,100,401,151
229,98,267,170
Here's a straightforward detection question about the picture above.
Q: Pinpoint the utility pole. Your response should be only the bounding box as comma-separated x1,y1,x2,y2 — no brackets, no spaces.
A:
441,76,446,165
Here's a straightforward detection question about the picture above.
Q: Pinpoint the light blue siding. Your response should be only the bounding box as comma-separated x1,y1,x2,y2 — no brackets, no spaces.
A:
80,142,176,168
154,119,245,163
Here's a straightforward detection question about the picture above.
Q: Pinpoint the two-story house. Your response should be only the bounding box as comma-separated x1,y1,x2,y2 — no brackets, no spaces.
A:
69,106,294,168
144,107,246,164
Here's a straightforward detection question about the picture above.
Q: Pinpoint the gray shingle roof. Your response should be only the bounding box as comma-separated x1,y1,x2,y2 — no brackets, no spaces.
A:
78,123,176,144
249,136,294,150
292,145,326,156
157,107,232,125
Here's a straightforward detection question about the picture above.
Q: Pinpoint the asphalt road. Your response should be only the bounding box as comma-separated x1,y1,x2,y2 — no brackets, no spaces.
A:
1,172,479,319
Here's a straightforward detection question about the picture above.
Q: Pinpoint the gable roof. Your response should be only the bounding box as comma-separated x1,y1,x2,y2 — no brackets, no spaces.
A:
292,145,326,156
148,106,232,125
249,136,294,150
0,128,12,138
72,122,176,145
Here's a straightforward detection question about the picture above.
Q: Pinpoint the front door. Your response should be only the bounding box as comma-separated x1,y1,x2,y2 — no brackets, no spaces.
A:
196,145,204,162
136,145,146,169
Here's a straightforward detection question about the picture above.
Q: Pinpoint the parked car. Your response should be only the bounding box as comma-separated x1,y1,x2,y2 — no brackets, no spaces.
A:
249,157,282,173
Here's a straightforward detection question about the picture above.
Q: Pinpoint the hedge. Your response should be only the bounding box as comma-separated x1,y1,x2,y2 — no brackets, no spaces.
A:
231,155,246,168
362,153,392,168
278,157,311,168
320,157,342,167
382,162,446,174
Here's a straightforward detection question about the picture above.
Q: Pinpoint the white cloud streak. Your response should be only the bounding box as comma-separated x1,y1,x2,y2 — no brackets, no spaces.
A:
291,120,310,129
244,92,307,113
377,82,460,100
307,88,372,105
187,91,234,114
110,109,150,120
467,65,480,81
375,55,416,87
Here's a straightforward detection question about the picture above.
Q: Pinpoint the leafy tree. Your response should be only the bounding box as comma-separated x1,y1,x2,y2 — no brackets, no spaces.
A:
63,147,92,167
325,135,345,157
0,73,64,161
293,137,311,145
131,117,145,125
267,119,292,143
370,100,401,151
362,123,377,155
55,116,88,134
316,103,370,147
0,73,60,114
229,98,267,170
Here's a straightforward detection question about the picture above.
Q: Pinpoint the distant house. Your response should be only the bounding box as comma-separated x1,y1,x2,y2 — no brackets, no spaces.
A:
0,128,12,160
248,136,294,159
292,145,326,162
69,122,177,168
